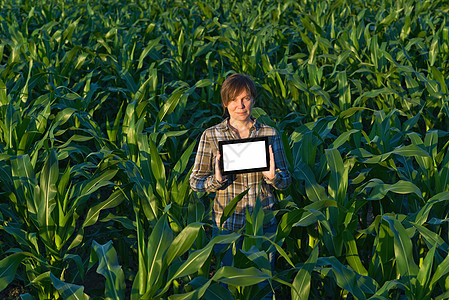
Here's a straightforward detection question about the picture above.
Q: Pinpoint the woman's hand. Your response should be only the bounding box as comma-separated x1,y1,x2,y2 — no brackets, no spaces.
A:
215,150,226,182
262,145,276,180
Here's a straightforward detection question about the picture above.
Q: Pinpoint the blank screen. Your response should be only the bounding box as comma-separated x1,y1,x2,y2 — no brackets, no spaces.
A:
222,140,267,172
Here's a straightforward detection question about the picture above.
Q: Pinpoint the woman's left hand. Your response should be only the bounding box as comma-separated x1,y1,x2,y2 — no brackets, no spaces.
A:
262,145,275,180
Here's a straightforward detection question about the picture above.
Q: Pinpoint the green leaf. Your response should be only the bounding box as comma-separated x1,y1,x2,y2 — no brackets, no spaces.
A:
187,198,205,223
414,191,449,225
100,213,135,230
149,137,167,204
170,141,196,184
431,66,448,93
415,245,435,299
212,266,270,286
340,107,370,119
156,89,185,130
76,170,118,202
63,254,85,283
243,190,264,251
172,234,241,283
363,144,430,164
0,79,7,106
147,214,173,294
133,73,158,104
82,188,126,228
429,39,439,67
164,222,204,267
156,233,240,298
402,110,421,132
383,216,419,279
239,247,271,275
164,246,214,291
168,278,213,300
137,132,152,182
367,179,423,200
203,283,233,300
430,251,449,290
332,51,352,76
312,117,337,141
90,240,125,300
254,234,296,268
330,129,359,149
317,257,366,300
2,224,29,249
19,293,35,300
50,273,89,300
277,200,336,241
137,36,162,69
412,222,449,254
220,189,249,228
370,280,401,298
121,69,138,94
106,102,124,144
292,246,318,300
125,161,158,223
300,132,317,168
252,108,277,128
438,151,449,192
294,162,328,203
344,230,368,276
277,209,308,241
337,71,351,110
0,253,27,291
19,60,33,103
326,148,348,205
11,155,37,218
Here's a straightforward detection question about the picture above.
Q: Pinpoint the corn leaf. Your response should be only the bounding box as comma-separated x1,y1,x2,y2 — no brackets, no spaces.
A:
292,245,318,300
49,272,89,300
383,216,419,279
0,252,27,291
90,240,125,300
212,266,270,286
220,188,249,228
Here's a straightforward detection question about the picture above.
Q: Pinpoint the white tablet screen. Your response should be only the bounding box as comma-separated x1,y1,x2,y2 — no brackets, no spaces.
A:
219,137,269,175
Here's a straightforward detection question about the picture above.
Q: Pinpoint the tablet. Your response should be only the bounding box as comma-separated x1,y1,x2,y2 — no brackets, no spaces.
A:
219,137,270,175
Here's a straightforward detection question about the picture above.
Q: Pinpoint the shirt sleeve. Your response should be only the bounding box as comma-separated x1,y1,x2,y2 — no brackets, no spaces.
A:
190,130,228,193
264,130,291,190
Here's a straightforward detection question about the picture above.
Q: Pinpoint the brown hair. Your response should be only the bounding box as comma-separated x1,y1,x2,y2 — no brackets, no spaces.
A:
220,73,257,115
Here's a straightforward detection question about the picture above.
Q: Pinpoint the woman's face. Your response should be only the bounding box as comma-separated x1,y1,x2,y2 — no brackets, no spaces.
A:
225,89,254,123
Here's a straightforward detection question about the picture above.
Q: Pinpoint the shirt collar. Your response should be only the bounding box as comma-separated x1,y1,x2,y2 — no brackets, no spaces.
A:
219,117,260,132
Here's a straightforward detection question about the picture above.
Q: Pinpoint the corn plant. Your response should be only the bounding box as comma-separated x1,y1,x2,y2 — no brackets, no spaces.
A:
0,147,124,298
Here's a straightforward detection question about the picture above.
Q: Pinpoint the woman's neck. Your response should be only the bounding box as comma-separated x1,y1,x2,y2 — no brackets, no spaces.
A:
229,118,252,129
228,118,253,138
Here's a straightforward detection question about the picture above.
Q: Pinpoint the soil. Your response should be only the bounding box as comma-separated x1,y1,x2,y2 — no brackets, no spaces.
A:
0,283,30,300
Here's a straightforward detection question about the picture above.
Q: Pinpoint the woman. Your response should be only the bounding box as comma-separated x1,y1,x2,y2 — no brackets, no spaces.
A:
189,73,291,232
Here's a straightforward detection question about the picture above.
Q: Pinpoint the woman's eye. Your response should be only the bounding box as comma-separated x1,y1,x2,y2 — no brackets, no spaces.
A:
231,96,251,102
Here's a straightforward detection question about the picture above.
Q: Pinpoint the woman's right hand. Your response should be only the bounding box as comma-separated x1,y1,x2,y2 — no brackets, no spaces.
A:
215,150,225,182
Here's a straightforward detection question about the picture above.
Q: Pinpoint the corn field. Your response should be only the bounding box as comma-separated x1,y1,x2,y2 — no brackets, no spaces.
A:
1,0,449,299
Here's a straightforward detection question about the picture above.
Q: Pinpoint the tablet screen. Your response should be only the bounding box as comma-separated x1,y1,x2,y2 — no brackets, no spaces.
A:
219,137,270,175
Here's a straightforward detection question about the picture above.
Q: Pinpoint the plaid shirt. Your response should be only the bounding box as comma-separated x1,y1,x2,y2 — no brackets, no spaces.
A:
190,117,291,232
